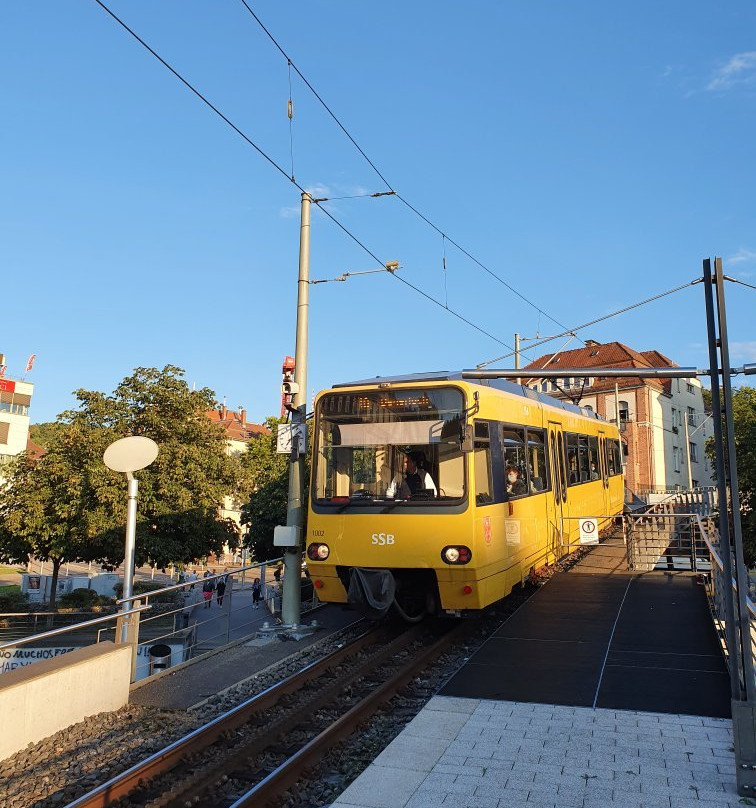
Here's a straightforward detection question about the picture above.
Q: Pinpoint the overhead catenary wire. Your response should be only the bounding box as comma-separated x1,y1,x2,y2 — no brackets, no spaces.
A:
92,0,521,354
477,278,702,368
725,276,756,292
235,0,576,341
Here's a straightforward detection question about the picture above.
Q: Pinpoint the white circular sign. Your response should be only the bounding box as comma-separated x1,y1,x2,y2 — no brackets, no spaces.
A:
103,436,159,473
579,518,599,545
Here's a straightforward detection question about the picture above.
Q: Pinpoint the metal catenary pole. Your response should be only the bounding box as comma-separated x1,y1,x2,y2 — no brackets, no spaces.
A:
714,257,756,702
282,191,311,627
703,258,742,698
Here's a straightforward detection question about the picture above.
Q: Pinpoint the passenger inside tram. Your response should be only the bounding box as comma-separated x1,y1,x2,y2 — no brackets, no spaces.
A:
506,464,527,496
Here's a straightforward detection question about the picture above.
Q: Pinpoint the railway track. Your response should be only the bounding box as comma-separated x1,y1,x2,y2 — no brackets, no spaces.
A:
63,619,466,808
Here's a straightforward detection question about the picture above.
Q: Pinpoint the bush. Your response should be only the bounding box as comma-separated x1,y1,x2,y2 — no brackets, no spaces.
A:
58,588,100,608
0,587,29,611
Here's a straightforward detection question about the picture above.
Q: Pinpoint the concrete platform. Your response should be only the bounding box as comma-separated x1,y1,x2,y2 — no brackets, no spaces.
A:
129,603,360,709
330,696,738,808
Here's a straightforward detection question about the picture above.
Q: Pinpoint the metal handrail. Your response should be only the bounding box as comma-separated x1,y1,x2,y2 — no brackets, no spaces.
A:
116,558,284,606
0,604,151,651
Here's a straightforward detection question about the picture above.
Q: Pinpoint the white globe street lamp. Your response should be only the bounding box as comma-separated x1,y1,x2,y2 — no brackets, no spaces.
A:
103,436,159,641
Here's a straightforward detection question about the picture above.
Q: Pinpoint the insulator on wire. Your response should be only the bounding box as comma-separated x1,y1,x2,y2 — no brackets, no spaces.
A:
288,99,293,120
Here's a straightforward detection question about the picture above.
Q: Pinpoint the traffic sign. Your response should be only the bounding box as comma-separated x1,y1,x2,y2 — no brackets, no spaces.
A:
579,518,598,545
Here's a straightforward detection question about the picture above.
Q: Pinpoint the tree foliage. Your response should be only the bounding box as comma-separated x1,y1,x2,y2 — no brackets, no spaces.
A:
28,421,65,449
240,417,310,562
0,366,243,606
705,386,756,565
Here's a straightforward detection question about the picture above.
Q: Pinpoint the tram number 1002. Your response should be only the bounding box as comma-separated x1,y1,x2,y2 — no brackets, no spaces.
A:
371,533,395,546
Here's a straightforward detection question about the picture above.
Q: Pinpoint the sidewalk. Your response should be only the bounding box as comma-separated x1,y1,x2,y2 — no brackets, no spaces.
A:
330,697,738,808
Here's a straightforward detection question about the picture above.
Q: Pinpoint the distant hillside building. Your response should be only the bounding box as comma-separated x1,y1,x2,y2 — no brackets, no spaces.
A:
522,341,713,495
207,405,269,554
0,360,34,473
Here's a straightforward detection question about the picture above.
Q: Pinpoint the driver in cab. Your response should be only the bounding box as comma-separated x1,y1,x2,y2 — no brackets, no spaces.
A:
386,450,437,499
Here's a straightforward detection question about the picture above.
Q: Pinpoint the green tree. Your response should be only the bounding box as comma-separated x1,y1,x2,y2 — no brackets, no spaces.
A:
240,417,311,562
28,421,64,449
240,417,289,562
705,386,756,565
0,366,244,606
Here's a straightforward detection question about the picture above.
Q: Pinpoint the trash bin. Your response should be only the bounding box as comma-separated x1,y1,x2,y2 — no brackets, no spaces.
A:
148,643,172,675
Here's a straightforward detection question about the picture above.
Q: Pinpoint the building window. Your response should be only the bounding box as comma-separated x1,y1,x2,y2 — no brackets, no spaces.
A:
671,407,679,431
673,446,681,472
687,383,695,394
0,421,9,445
687,407,696,426
618,400,629,422
689,442,698,462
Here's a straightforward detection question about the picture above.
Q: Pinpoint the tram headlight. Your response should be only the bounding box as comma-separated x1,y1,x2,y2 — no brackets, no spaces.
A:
441,545,472,565
307,542,330,561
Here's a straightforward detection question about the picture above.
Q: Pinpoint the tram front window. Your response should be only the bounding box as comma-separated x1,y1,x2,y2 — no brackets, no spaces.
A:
313,387,466,505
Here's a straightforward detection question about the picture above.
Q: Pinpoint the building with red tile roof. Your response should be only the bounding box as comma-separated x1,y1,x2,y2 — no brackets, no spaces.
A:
206,405,269,557
522,341,713,496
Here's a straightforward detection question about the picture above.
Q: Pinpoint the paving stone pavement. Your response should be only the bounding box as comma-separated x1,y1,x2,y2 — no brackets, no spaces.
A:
328,697,740,808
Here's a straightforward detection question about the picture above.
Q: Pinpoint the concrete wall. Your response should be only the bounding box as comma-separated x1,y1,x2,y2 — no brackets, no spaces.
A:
0,641,132,761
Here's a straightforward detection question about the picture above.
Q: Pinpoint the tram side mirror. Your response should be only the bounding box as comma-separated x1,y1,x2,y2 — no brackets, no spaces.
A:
461,423,474,453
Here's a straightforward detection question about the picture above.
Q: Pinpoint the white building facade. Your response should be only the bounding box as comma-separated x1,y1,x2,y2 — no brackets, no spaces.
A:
0,374,34,470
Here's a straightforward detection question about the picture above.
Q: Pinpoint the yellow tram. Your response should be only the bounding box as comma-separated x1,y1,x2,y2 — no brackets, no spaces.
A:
306,372,624,618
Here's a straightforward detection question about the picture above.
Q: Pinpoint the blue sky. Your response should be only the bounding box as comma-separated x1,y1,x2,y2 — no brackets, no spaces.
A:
2,1,755,425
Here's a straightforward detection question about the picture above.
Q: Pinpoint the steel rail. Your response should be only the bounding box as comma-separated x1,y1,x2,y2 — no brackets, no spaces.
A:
160,623,434,808
227,622,467,808
62,621,378,808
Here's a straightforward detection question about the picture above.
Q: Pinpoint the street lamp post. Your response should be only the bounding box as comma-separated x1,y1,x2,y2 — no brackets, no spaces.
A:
103,436,159,643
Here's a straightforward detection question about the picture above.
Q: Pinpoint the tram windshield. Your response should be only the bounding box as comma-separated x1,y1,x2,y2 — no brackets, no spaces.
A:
313,387,466,505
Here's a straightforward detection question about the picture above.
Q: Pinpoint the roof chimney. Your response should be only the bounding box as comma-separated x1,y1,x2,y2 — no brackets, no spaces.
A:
239,407,246,426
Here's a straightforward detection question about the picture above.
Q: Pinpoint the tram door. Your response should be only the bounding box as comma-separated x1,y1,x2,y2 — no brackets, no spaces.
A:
547,423,569,557
598,430,611,517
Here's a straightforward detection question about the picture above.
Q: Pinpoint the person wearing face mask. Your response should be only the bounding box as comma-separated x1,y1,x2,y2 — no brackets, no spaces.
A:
506,465,527,496
590,461,599,480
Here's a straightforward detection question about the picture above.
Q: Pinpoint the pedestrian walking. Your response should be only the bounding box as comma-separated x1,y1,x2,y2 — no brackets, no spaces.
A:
216,573,228,606
202,574,215,608
274,564,283,584
252,577,262,609
187,570,198,590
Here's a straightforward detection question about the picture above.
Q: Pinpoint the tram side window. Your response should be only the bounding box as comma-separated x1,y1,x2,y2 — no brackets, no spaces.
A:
608,439,623,476
500,426,527,477
474,421,493,505
576,435,590,482
606,440,616,475
588,436,599,479
566,433,579,485
525,429,548,492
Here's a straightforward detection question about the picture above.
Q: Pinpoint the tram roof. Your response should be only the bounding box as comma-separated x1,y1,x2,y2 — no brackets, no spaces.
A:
331,371,603,421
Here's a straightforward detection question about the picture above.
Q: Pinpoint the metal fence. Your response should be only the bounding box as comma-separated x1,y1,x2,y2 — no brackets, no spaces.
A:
1,558,320,682
635,494,756,699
